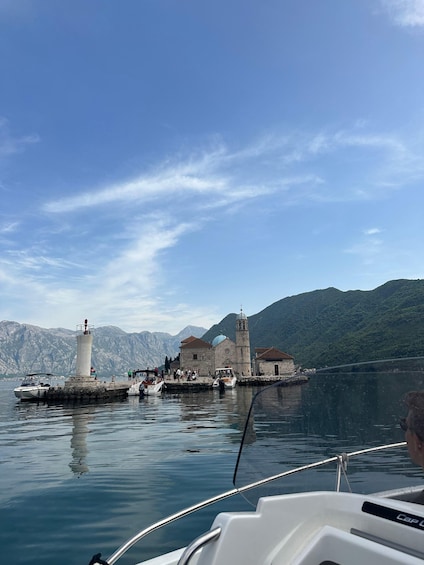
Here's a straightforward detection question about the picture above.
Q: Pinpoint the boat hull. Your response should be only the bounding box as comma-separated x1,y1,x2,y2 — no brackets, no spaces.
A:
212,368,237,389
141,381,164,396
14,385,50,400
223,376,237,389
127,382,142,396
212,376,237,389
134,491,424,565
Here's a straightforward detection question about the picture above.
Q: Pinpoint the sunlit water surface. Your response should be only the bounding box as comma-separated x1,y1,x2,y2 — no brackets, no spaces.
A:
0,379,252,565
1,369,422,565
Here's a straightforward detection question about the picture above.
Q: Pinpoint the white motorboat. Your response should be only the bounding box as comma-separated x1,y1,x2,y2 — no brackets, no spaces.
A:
212,367,237,389
140,378,165,396
89,357,424,565
127,370,165,397
14,373,53,400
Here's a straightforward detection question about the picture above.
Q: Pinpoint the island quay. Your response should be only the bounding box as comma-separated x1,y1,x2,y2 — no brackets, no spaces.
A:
160,373,308,393
30,315,307,403
44,372,308,400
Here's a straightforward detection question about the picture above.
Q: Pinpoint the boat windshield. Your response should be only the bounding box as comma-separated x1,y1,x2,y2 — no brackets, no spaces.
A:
233,357,424,507
215,368,234,376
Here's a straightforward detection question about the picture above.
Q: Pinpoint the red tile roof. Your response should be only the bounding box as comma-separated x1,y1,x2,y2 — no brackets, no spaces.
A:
255,347,293,361
181,335,198,344
181,337,212,349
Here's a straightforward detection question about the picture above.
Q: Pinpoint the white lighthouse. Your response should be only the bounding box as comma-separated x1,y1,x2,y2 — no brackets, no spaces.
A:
76,319,93,377
49,319,131,400
64,319,97,387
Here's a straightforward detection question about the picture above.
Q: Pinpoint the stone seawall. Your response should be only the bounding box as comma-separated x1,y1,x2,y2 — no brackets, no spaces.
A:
46,382,130,402
162,374,309,393
163,380,212,393
237,374,309,386
43,374,309,400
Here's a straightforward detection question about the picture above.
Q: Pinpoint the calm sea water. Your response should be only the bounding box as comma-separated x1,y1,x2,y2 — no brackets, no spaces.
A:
0,378,253,565
1,368,423,565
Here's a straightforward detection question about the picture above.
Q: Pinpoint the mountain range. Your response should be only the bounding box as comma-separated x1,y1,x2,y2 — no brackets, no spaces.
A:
203,278,424,368
1,279,424,375
0,323,206,376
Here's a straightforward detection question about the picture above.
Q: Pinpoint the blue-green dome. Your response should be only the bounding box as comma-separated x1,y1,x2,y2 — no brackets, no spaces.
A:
212,334,227,347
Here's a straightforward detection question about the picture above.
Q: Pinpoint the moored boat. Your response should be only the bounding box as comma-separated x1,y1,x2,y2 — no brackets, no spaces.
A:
212,367,237,389
89,357,424,565
140,378,165,396
127,369,165,397
14,373,53,401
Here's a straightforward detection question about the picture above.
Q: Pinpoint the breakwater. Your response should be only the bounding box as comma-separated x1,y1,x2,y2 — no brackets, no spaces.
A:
42,374,308,401
237,374,309,386
46,379,130,402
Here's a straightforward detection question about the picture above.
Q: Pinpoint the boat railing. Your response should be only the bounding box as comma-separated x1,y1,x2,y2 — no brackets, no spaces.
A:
100,441,407,565
177,527,222,565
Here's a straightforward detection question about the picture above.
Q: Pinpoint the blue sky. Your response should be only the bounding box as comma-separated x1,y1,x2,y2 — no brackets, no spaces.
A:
1,0,424,334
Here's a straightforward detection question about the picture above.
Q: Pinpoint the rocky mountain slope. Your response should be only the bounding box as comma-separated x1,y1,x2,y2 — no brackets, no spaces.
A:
0,322,206,376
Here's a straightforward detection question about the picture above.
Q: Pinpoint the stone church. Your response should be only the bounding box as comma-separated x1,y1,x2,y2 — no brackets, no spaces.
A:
180,309,295,378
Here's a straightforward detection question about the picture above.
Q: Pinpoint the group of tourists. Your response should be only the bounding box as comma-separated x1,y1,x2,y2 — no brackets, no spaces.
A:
173,368,198,381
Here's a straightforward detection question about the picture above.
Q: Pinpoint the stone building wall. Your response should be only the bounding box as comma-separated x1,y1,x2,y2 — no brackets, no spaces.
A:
213,338,236,371
255,358,295,377
180,345,214,376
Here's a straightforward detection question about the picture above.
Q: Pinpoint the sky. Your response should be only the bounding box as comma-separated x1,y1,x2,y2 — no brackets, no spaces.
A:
1,0,424,335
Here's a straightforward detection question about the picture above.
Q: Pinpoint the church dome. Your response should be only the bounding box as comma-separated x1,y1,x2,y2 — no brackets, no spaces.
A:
212,334,227,347
237,309,247,320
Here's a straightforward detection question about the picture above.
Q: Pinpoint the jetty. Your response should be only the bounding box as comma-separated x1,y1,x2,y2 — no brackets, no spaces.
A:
237,374,309,386
47,320,130,402
162,373,308,393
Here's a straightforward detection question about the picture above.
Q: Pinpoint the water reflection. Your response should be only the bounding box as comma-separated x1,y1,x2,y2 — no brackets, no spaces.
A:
234,360,424,506
69,406,94,475
241,384,303,447
171,387,253,446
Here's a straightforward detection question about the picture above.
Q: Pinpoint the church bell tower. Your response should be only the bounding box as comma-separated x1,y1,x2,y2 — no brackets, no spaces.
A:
235,308,251,376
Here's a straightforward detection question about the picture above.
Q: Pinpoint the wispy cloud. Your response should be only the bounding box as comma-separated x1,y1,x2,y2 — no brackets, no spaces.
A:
380,0,424,27
0,212,206,332
0,221,19,234
4,122,424,331
42,124,422,218
344,230,384,265
364,228,382,235
0,117,40,158
43,170,229,213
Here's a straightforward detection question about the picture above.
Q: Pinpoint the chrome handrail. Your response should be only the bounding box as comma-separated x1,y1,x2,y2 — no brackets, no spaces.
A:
177,527,221,565
106,488,238,565
104,441,407,565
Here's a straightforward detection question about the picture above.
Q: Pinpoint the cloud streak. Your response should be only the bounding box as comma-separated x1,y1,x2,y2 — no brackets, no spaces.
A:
42,125,421,217
3,122,424,332
0,117,40,158
380,0,424,27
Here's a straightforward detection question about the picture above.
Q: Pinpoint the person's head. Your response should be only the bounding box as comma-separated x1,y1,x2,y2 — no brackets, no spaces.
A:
402,391,424,468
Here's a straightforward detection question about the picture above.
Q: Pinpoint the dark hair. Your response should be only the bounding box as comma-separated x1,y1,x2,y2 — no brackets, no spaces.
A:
404,391,424,441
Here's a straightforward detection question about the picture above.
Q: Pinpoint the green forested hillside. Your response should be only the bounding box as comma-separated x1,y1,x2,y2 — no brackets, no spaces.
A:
202,279,424,368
